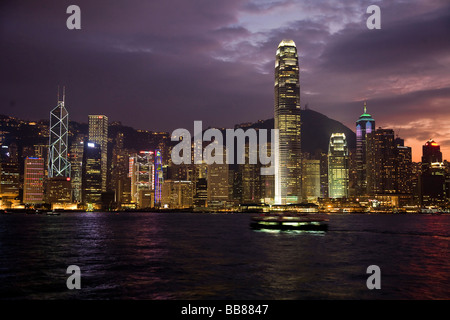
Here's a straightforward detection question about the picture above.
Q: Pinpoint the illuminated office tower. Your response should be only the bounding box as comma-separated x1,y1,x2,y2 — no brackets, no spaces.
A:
69,135,85,203
154,150,164,206
302,159,321,203
395,139,413,195
0,144,20,207
88,115,108,192
420,139,445,207
81,141,102,206
366,128,396,196
130,151,154,208
111,132,132,206
23,157,45,204
422,139,442,170
274,39,302,204
207,162,230,204
328,133,349,199
161,180,193,209
48,88,70,178
355,102,375,196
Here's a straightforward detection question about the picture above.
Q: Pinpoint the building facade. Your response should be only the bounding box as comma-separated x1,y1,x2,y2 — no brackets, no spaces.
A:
355,102,375,196
274,39,302,204
48,90,70,178
328,133,349,199
23,157,45,204
81,141,102,207
88,115,108,192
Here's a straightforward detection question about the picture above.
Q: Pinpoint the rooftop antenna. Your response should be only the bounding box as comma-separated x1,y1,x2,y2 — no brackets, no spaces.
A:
364,101,367,114
62,86,66,105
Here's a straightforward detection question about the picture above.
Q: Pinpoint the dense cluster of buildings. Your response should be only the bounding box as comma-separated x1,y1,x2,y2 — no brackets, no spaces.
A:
1,40,449,212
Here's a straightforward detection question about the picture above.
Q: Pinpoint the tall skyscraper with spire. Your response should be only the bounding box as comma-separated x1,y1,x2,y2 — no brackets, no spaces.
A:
274,39,302,204
355,102,375,196
48,87,70,178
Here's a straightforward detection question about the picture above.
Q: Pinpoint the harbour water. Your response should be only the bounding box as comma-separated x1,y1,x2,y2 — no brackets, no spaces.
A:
0,212,449,300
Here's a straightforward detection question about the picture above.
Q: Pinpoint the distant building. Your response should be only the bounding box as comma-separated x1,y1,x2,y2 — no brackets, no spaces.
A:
129,150,163,208
0,144,20,208
48,89,70,178
130,151,154,209
46,177,72,205
82,141,102,207
88,115,108,192
420,139,446,207
328,133,349,199
23,157,44,204
161,180,193,209
111,132,132,207
69,135,85,203
193,177,207,207
395,142,413,195
355,102,375,196
302,159,321,203
366,128,396,196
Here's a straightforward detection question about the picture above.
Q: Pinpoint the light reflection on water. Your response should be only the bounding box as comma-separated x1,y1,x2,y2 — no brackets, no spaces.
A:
0,212,448,299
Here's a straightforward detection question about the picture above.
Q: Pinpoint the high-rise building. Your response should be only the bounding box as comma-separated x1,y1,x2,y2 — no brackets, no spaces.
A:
302,159,321,203
395,141,413,195
366,128,396,196
355,102,375,196
154,150,164,206
420,139,446,207
241,144,262,203
69,135,85,203
0,144,20,207
45,177,72,205
23,157,45,204
111,132,132,207
328,133,349,199
88,115,108,192
130,151,154,209
161,180,193,209
422,139,442,170
81,141,102,206
48,89,70,178
129,150,164,208
274,39,302,204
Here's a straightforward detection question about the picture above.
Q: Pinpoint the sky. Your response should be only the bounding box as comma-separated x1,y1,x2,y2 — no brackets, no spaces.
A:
1,0,449,161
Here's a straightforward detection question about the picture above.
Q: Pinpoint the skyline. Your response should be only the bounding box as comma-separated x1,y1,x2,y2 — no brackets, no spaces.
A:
1,0,450,162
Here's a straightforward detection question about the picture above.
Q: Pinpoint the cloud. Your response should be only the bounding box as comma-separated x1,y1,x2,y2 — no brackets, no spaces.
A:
0,0,449,163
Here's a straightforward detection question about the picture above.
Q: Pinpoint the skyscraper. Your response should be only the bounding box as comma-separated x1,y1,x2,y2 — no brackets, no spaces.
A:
23,157,45,204
422,139,442,169
88,115,108,192
0,144,20,207
302,159,321,202
420,139,445,207
355,102,375,196
366,128,396,196
69,135,85,203
48,88,70,178
130,151,154,208
328,133,349,199
81,141,102,207
274,39,302,204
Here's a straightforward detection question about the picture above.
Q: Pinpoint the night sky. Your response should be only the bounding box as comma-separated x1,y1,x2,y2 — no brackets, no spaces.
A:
1,0,449,161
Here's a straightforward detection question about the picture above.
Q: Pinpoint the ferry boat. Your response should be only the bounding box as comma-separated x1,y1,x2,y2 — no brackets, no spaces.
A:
250,213,328,231
46,210,61,216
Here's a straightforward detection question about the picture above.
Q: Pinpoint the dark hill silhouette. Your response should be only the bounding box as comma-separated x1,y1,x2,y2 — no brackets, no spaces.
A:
246,108,356,154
